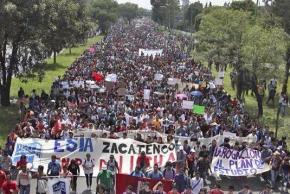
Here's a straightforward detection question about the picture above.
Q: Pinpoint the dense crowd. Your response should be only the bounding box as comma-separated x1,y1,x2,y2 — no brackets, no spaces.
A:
0,19,289,194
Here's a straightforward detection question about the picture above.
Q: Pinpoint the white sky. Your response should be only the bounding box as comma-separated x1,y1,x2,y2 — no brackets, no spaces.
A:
116,0,234,10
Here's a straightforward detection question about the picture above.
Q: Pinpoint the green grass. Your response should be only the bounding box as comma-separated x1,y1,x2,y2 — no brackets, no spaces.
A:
10,36,103,97
212,67,290,142
0,35,103,146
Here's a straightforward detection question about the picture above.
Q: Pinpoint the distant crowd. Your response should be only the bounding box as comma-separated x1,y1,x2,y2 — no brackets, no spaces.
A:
0,19,288,194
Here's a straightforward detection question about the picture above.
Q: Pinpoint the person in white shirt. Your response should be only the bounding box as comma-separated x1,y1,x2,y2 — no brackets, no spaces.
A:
16,165,32,194
191,172,204,194
82,153,95,190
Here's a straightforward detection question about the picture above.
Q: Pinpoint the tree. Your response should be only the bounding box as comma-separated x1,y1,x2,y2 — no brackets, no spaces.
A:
0,0,48,106
184,2,203,32
90,0,118,34
231,0,256,13
118,3,138,24
197,8,250,67
240,25,288,116
151,0,180,29
271,0,290,93
42,0,90,64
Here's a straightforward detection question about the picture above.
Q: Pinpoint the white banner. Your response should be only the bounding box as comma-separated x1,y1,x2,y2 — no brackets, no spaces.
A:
139,49,163,57
12,138,176,176
211,147,271,176
47,178,70,194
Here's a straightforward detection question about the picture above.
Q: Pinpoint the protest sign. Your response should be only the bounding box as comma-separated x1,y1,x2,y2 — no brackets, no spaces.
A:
182,100,194,110
167,78,180,86
154,73,164,81
47,178,70,194
215,78,223,86
193,105,205,115
12,138,176,176
116,174,173,194
144,89,151,100
105,73,117,82
211,147,271,176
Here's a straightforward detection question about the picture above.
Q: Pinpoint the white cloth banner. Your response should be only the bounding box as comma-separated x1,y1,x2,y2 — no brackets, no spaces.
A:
167,78,181,86
105,74,117,82
139,49,163,57
211,147,271,176
47,178,70,194
12,138,176,176
144,89,151,100
182,100,194,110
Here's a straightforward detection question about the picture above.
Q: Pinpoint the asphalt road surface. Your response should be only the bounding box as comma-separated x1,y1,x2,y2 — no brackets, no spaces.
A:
28,175,290,194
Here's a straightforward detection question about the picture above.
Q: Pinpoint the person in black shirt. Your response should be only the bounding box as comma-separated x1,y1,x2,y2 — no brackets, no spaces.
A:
68,159,80,192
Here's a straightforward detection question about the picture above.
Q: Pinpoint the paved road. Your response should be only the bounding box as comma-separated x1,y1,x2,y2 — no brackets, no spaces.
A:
28,175,289,194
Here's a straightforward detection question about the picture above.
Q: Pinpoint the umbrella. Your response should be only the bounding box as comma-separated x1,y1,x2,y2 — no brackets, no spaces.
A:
175,93,188,100
190,91,203,97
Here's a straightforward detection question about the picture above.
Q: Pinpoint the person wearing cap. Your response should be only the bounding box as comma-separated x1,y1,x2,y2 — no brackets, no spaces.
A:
191,172,204,194
82,153,95,190
147,164,163,180
136,151,150,172
97,166,113,193
186,148,196,178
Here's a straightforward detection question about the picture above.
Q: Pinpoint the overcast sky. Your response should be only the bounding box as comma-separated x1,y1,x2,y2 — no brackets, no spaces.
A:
116,0,234,10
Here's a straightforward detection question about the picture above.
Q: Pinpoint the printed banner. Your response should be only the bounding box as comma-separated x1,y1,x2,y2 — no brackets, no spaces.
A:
211,147,271,176
154,73,164,81
12,138,176,176
116,174,173,194
139,49,163,57
47,178,70,194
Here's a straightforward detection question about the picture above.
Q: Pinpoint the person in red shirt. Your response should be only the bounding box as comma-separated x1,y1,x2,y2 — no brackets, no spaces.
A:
1,173,18,194
0,169,7,191
16,155,27,170
136,151,150,172
209,184,224,194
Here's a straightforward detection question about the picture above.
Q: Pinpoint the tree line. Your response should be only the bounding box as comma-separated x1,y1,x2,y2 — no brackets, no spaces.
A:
0,0,149,106
152,0,290,117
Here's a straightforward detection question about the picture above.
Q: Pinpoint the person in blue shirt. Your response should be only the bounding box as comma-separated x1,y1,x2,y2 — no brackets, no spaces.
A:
130,166,145,177
147,164,163,180
47,155,61,177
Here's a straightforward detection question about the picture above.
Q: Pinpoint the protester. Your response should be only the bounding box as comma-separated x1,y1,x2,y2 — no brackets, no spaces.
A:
68,159,80,192
147,164,163,180
34,165,47,194
47,155,61,177
97,166,113,193
16,165,31,194
83,153,95,190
